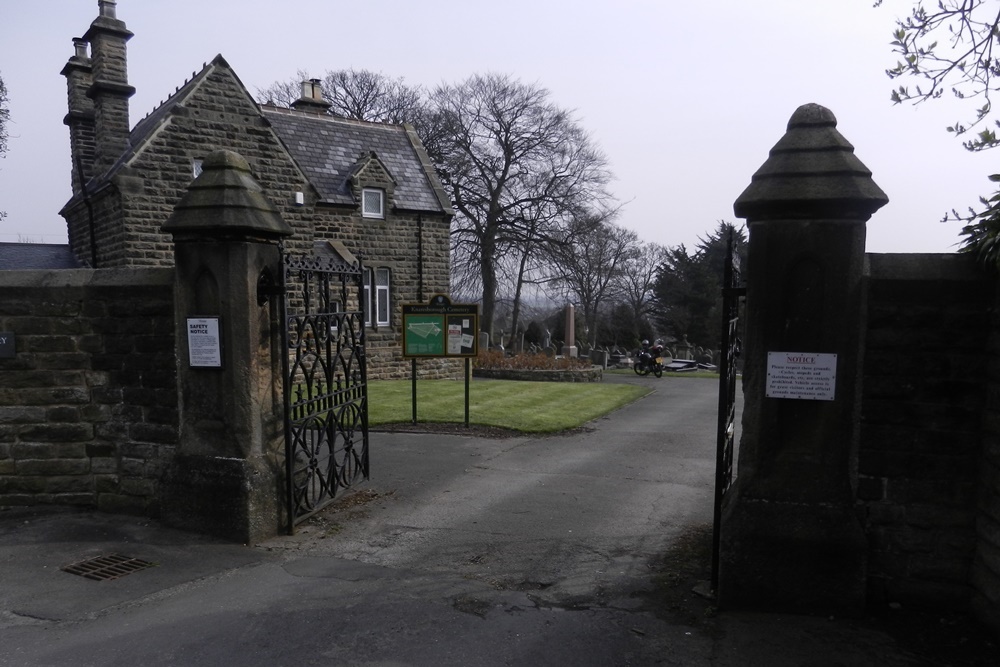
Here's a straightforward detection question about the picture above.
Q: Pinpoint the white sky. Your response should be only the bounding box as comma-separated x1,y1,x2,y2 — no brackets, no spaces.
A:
0,0,993,253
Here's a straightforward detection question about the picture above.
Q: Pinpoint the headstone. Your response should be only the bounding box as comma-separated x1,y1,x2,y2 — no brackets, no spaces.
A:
561,304,578,358
676,336,693,360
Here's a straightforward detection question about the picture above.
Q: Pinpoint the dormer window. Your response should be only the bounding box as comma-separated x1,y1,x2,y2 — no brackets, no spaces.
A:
362,188,385,219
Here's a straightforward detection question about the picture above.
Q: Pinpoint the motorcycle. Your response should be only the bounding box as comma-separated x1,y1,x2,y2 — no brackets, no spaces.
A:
633,339,665,378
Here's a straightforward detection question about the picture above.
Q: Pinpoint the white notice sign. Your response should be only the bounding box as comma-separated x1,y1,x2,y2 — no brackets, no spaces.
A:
187,317,222,368
766,352,837,401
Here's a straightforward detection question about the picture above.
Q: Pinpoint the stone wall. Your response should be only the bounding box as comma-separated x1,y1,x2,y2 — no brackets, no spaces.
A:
977,269,1000,632
0,269,176,514
860,254,994,616
472,366,603,382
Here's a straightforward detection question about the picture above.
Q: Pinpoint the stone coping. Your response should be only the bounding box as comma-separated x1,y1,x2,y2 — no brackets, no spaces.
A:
472,366,603,382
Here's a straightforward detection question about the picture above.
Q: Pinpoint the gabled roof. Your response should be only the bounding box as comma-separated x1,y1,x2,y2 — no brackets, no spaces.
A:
0,243,80,270
127,57,223,153
65,54,452,217
262,108,452,214
62,55,231,211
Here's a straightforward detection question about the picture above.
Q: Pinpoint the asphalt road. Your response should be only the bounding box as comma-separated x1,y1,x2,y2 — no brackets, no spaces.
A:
5,374,971,666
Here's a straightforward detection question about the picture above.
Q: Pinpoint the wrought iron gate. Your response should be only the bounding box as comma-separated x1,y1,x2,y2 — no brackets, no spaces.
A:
712,231,745,591
280,248,369,532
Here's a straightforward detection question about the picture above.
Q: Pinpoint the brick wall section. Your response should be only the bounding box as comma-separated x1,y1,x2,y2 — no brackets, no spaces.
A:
0,269,176,514
859,254,992,610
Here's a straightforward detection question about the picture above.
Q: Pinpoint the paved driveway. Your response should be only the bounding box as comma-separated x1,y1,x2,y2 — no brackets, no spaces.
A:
5,374,976,666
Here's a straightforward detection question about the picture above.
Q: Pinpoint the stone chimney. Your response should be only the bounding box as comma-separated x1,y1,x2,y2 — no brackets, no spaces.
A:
61,37,96,196
82,0,135,175
290,79,332,114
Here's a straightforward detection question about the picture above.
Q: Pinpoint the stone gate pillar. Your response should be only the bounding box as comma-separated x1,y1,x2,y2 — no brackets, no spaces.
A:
719,104,888,614
159,150,292,543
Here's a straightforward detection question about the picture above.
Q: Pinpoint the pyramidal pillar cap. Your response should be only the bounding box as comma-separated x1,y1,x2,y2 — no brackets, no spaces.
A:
162,150,293,238
734,103,888,222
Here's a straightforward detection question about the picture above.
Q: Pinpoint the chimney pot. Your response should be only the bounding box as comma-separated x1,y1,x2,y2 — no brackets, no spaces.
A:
73,37,89,59
291,79,331,114
99,0,117,19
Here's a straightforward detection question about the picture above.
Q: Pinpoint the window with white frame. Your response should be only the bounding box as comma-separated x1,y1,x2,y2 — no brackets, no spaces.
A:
362,188,385,219
363,267,391,327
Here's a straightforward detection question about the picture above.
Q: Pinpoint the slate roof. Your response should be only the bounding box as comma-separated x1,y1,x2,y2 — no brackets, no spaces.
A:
263,107,450,214
65,54,451,217
0,243,80,270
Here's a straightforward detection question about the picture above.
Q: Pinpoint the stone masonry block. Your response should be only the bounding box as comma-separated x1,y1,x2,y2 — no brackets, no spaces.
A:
0,476,47,494
129,422,177,445
18,423,94,442
118,476,156,498
91,458,118,475
45,476,94,494
0,406,47,423
856,476,884,501
16,459,91,476
12,442,88,459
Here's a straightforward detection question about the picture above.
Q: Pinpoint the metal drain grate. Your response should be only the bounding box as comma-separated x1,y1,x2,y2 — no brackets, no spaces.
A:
61,554,156,581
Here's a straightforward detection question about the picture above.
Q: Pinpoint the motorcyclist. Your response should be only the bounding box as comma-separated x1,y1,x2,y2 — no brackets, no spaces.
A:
634,339,664,377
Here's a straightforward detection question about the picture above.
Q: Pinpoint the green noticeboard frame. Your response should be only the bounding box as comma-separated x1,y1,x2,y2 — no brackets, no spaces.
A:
402,295,479,358
401,295,479,426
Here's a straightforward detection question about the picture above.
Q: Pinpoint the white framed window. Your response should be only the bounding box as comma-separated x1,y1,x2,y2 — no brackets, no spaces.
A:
375,268,390,326
362,188,385,219
192,158,203,179
363,267,391,327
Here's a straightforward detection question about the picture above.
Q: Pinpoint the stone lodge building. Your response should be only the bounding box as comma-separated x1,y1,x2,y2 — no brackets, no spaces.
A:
59,0,455,379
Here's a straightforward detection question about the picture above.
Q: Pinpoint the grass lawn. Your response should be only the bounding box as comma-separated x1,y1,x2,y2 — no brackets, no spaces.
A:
368,379,651,433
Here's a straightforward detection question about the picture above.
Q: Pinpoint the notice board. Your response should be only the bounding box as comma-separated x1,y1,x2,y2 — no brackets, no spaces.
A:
402,295,478,358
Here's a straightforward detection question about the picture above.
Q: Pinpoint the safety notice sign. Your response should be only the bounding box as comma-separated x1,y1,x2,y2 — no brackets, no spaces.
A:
766,352,837,401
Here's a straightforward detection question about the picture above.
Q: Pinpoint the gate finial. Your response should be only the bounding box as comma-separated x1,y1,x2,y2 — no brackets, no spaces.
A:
734,103,888,222
162,150,293,238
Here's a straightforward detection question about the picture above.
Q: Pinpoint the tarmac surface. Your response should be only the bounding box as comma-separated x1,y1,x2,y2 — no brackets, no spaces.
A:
0,373,995,666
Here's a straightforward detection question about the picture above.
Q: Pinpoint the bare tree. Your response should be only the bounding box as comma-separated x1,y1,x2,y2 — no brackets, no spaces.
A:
879,0,1000,151
256,69,313,107
257,68,426,123
257,68,446,186
618,241,668,340
322,70,424,124
877,0,1000,263
545,215,638,349
432,73,613,338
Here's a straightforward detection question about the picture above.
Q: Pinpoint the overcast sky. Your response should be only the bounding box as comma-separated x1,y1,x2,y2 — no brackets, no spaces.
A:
0,0,993,253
